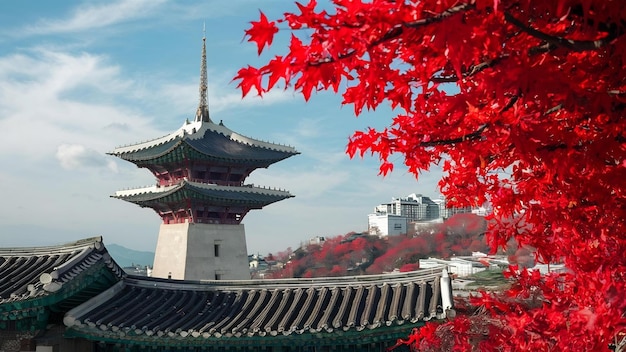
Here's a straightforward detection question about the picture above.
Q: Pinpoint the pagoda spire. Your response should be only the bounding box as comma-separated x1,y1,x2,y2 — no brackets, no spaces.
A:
196,24,210,122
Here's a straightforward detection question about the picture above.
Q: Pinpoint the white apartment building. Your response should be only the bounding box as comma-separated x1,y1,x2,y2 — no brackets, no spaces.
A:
375,193,440,221
369,193,440,236
368,213,408,236
369,193,491,237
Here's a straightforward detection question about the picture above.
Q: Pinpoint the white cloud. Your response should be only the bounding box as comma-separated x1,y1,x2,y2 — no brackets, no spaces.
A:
22,0,168,35
56,144,118,172
248,167,352,200
0,47,170,176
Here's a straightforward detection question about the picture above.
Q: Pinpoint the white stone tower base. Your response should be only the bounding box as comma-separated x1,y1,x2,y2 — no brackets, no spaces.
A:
151,222,250,281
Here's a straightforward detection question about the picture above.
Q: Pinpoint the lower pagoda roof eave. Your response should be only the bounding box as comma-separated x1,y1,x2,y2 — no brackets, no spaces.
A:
112,181,294,207
113,181,292,197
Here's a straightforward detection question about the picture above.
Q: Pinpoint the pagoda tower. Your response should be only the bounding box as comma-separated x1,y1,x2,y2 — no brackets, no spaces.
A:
109,34,298,281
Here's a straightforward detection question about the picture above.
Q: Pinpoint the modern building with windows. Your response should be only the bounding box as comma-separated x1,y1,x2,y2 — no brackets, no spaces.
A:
369,193,440,236
375,193,440,221
432,196,492,219
368,213,408,236
432,196,473,219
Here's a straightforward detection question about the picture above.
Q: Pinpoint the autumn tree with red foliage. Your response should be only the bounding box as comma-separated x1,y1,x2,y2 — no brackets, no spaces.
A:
273,219,487,279
445,213,489,255
236,0,626,350
277,233,388,278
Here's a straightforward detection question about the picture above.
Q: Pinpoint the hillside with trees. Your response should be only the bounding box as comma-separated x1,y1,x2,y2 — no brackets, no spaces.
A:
269,213,490,278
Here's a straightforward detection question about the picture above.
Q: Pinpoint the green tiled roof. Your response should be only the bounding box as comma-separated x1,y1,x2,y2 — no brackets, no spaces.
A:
64,268,449,349
112,129,298,167
0,238,125,330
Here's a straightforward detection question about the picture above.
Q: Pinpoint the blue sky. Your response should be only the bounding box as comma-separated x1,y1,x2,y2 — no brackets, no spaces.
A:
0,0,442,255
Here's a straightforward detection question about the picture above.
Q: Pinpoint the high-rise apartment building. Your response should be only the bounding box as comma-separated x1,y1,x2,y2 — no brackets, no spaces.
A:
369,193,440,236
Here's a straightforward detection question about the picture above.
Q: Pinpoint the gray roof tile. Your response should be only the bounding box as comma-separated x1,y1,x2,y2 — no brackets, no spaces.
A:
65,269,450,343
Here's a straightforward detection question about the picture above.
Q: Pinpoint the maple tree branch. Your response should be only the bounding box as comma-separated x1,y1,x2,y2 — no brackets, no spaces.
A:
544,104,563,116
528,42,558,55
418,95,518,147
431,57,504,83
309,2,475,67
500,94,519,114
429,75,459,83
504,12,622,52
420,123,489,147
403,2,475,29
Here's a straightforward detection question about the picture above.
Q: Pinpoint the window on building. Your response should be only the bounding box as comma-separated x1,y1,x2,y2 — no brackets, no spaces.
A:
214,244,220,257
215,273,221,280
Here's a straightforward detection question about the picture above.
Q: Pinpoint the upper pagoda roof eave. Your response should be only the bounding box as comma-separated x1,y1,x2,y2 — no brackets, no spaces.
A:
109,119,298,156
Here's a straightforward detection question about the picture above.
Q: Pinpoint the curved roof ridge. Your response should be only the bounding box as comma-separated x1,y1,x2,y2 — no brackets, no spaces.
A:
110,118,298,157
113,183,181,198
123,267,446,291
0,236,103,256
109,131,181,154
188,119,298,154
0,237,125,305
186,180,292,196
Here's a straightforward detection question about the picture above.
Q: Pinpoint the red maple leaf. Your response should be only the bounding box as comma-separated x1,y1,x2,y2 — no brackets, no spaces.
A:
245,11,279,55
232,65,263,97
264,56,289,90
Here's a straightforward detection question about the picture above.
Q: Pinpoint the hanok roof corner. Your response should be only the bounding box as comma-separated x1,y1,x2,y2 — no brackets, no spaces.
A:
0,237,125,330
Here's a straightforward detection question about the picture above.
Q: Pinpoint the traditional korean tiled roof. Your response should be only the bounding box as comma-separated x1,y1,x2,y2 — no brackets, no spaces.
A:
64,268,452,348
0,237,125,329
112,180,293,208
109,119,299,167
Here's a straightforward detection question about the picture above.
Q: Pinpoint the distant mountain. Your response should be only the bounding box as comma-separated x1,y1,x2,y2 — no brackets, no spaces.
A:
107,244,154,268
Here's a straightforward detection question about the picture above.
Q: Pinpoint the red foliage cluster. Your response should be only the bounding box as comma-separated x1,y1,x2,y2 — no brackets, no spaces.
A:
237,0,626,350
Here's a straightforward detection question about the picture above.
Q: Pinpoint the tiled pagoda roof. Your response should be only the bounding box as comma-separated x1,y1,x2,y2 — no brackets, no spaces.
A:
113,180,293,208
64,268,451,347
109,119,299,167
0,237,125,329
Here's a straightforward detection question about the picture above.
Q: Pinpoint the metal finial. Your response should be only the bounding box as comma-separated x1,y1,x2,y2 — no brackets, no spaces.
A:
196,24,210,122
